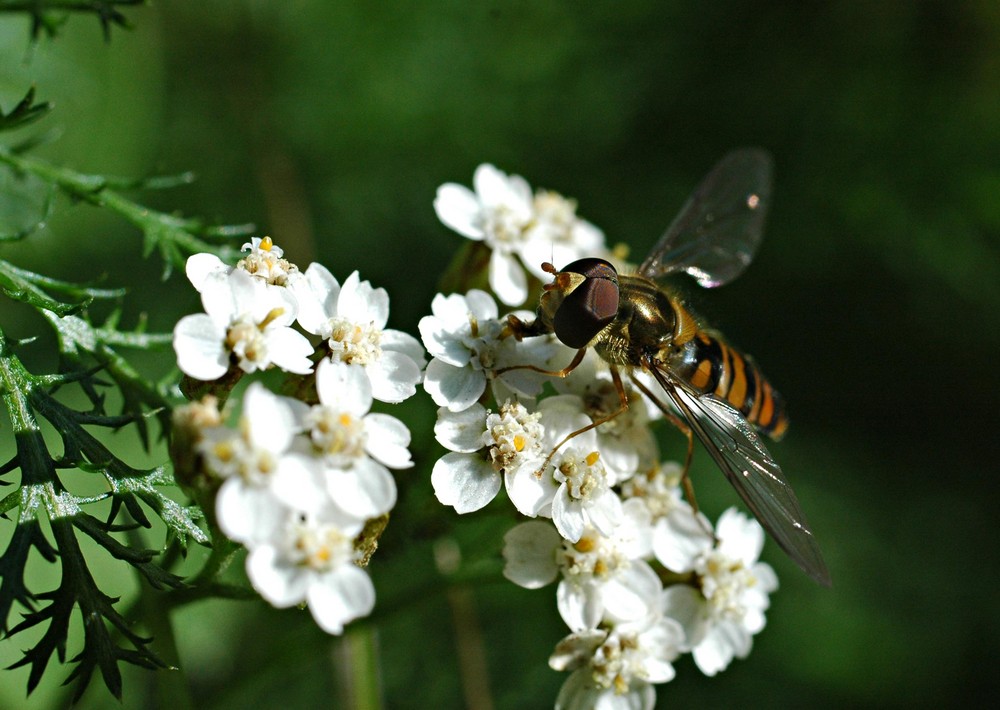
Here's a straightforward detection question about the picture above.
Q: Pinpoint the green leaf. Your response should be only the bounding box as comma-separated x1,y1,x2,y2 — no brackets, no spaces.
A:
0,86,52,133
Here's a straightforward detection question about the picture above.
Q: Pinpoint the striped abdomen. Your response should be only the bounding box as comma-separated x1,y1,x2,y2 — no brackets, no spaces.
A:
668,321,788,440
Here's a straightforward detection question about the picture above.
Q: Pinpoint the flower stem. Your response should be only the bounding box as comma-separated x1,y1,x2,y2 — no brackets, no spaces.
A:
334,624,383,710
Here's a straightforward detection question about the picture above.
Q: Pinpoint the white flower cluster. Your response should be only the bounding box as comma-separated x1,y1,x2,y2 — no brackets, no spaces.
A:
434,164,606,306
426,169,780,710
172,237,424,634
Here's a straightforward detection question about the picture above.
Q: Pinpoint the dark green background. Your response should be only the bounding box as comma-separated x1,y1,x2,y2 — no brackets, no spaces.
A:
0,2,996,708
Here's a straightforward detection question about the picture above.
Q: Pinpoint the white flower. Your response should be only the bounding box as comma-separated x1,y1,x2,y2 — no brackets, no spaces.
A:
174,268,314,380
185,237,300,291
658,507,779,676
207,383,313,545
550,611,684,710
502,519,662,632
294,263,424,403
556,351,660,484
430,399,544,513
295,359,412,520
434,164,535,305
245,507,375,635
503,395,623,542
434,165,607,306
419,290,556,412
236,236,301,286
620,461,692,561
521,190,606,282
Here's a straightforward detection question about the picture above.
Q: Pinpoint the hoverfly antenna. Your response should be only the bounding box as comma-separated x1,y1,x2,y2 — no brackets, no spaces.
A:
541,262,558,275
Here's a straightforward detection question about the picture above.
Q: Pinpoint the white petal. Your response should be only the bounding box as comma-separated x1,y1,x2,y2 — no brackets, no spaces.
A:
489,249,528,306
364,413,412,468
307,565,376,634
185,252,230,291
338,272,389,328
418,314,470,366
431,453,500,514
600,560,662,624
473,164,532,216
294,262,340,335
556,579,602,632
326,459,397,519
661,584,708,651
242,383,298,453
246,545,311,607
501,521,561,589
368,350,421,403
504,459,554,517
434,404,487,453
716,507,765,566
270,456,329,514
434,183,485,239
265,326,315,375
463,289,499,321
584,488,623,538
423,358,486,411
381,329,426,368
316,359,373,414
692,622,746,676
173,313,228,380
552,486,585,542
652,508,713,573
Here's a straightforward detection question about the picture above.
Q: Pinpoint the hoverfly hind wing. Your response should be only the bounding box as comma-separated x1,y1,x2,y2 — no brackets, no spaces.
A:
644,358,831,586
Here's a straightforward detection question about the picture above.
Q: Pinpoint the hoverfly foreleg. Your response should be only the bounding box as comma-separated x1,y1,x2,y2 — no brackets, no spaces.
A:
529,364,631,476
494,343,589,380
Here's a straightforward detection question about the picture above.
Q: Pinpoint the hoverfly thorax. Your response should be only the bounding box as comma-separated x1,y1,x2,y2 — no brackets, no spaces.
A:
538,258,621,349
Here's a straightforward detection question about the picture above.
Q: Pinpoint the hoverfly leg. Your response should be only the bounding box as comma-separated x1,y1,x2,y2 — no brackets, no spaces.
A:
505,313,551,341
629,365,715,540
530,364,631,477
495,344,589,380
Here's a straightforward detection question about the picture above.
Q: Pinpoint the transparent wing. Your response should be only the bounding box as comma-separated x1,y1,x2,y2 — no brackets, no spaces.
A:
641,359,831,586
638,148,773,288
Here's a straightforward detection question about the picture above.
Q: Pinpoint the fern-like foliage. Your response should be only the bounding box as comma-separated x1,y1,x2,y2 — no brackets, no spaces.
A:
0,0,145,41
0,87,250,699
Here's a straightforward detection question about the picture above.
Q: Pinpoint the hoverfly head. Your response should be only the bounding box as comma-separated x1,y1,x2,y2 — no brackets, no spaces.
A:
538,257,620,349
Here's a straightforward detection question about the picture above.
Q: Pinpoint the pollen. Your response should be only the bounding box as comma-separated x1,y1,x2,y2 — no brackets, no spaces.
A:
585,451,601,467
260,235,274,251
339,413,354,427
513,434,525,452
213,441,235,462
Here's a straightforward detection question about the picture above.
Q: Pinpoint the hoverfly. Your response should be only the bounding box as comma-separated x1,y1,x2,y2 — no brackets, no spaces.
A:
507,149,831,586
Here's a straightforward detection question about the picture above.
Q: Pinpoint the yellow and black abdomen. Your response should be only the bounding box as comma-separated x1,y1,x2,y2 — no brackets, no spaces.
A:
668,318,788,440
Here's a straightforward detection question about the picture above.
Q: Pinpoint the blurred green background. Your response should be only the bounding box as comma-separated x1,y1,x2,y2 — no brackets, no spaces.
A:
1,1,998,708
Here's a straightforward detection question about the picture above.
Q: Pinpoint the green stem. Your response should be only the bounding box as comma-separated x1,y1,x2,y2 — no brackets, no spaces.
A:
0,146,243,259
335,624,382,710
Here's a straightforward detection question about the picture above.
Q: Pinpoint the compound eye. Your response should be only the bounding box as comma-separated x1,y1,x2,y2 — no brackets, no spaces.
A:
560,258,619,282
552,271,620,349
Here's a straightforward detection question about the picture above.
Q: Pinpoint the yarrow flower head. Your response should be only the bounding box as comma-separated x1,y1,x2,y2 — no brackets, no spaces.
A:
245,507,375,635
171,241,423,641
173,266,314,380
550,608,685,710
503,518,663,633
434,164,606,306
185,236,301,291
503,395,624,542
293,359,413,520
658,507,779,676
294,263,425,403
201,383,311,545
430,399,545,513
420,289,558,412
